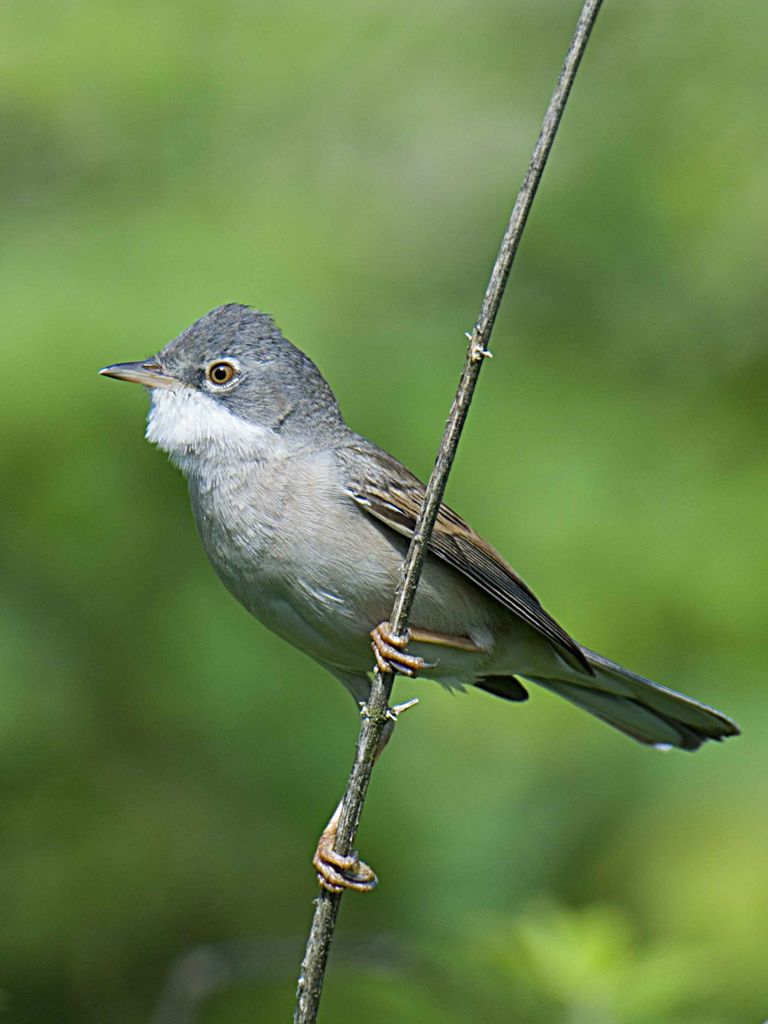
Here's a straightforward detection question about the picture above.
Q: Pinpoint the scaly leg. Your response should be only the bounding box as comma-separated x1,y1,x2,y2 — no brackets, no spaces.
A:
312,799,378,894
313,623,478,892
312,699,418,893
371,621,484,678
370,621,432,677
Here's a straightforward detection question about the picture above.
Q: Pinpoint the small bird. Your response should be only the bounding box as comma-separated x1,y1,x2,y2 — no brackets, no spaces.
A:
101,303,739,892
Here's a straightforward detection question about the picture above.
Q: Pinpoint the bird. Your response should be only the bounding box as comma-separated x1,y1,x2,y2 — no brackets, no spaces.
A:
100,303,739,892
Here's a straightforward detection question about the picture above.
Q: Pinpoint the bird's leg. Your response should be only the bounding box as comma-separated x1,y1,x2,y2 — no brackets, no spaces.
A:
370,621,435,677
312,799,378,894
312,699,418,893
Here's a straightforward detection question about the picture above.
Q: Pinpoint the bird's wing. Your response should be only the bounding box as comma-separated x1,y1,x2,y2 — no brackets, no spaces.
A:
341,441,591,674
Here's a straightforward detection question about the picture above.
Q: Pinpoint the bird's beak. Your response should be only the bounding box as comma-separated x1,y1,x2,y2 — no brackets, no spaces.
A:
99,360,179,389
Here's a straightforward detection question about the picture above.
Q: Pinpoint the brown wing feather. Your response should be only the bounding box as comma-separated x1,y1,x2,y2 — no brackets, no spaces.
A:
342,441,591,674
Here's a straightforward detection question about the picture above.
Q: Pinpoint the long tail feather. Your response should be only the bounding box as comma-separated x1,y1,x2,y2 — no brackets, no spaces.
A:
527,648,739,751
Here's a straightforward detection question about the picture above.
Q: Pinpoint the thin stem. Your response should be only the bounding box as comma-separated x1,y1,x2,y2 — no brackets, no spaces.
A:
294,2,604,1020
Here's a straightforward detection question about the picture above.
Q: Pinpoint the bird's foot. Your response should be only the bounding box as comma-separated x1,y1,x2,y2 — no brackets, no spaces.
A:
370,621,433,677
312,828,378,894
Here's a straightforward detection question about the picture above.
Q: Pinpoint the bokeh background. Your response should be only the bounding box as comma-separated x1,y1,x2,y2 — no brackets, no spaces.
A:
2,1,767,1021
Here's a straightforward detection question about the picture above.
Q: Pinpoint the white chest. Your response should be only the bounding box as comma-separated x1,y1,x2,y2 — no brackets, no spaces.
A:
146,386,287,470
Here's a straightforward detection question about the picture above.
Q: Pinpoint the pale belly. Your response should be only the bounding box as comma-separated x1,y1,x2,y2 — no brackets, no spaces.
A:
187,456,561,686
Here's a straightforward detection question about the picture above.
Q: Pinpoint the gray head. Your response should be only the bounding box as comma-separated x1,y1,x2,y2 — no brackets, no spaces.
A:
100,304,346,470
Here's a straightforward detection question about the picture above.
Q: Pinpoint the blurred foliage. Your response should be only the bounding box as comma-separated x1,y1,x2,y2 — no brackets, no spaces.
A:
1,0,766,1021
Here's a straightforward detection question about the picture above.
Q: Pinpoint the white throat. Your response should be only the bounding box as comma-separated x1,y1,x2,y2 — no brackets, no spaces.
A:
145,387,287,475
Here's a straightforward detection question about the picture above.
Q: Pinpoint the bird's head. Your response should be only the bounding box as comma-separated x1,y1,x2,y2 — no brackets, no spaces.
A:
100,304,344,470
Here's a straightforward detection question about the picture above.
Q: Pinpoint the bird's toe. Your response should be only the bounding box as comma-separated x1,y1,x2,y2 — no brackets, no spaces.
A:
312,834,378,894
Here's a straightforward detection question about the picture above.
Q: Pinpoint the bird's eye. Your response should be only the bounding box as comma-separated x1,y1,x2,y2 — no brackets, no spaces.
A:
206,361,236,386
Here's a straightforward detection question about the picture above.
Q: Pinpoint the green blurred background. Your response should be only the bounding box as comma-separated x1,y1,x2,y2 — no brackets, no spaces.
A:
2,1,766,1021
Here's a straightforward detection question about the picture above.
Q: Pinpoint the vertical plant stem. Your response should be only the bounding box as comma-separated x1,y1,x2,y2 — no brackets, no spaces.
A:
294,2,604,1020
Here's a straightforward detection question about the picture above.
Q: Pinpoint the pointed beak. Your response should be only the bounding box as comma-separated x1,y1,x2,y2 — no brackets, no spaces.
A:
99,360,180,389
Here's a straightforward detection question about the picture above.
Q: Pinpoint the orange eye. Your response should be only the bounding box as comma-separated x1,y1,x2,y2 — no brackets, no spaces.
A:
206,361,236,386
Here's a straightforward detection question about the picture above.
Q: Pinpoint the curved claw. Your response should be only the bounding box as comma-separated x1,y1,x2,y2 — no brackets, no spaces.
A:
370,622,433,677
313,834,378,894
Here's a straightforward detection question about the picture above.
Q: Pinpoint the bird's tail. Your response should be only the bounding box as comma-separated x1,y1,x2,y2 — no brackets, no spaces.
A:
527,648,740,751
